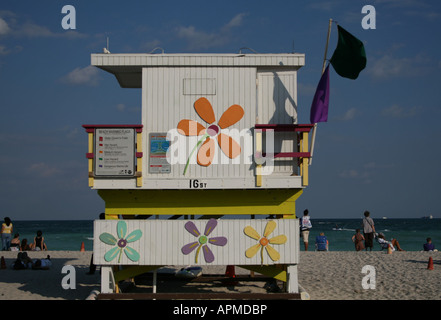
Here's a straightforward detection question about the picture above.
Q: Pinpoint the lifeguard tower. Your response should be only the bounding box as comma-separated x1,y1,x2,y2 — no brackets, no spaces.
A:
83,51,314,298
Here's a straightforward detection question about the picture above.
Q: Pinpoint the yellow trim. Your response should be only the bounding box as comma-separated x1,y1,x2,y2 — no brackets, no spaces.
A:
114,266,162,283
301,132,309,186
105,214,120,220
88,132,94,187
98,189,302,217
239,265,287,282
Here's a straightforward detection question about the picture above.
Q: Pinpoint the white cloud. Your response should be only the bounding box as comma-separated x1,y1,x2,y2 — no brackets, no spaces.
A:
223,13,246,29
334,108,358,121
381,104,422,118
27,162,61,178
61,65,100,86
116,103,141,114
308,1,342,11
0,17,10,35
13,22,87,39
176,13,246,50
364,162,394,170
368,53,431,79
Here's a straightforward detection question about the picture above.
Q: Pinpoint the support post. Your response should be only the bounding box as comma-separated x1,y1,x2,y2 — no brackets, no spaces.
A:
101,266,116,294
286,265,299,293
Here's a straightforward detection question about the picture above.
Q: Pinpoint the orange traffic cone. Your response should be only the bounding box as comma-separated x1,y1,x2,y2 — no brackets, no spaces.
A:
225,265,238,285
428,257,434,270
1,256,6,269
80,242,85,252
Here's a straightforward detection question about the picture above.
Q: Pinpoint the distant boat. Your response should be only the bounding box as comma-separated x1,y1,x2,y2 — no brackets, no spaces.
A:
421,215,433,219
382,217,387,219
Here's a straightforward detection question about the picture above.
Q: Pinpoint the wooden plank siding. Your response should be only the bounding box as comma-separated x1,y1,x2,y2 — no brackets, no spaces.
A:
89,53,308,190
93,218,299,266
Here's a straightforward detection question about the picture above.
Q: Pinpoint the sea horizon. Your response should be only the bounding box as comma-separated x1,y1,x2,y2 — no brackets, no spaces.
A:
6,218,439,252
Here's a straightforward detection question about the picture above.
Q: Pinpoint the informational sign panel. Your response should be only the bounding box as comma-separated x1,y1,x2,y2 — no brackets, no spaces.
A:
148,132,170,173
94,128,135,177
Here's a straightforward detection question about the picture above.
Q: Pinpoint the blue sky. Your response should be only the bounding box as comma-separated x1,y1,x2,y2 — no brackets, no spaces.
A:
0,0,440,220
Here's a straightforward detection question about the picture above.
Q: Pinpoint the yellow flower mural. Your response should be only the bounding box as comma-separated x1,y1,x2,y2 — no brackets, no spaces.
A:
244,220,287,264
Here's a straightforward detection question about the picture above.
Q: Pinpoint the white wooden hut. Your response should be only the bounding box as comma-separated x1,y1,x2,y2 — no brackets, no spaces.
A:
84,52,313,297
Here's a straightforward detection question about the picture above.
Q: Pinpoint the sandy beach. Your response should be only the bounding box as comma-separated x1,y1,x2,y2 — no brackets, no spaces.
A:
0,250,440,300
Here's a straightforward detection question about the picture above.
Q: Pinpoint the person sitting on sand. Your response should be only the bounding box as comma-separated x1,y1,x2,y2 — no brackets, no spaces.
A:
20,238,32,251
423,238,437,251
376,233,404,251
315,232,329,251
32,230,47,251
10,233,21,251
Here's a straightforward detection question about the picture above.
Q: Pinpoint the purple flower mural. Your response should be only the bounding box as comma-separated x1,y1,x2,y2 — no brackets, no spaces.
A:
181,219,227,263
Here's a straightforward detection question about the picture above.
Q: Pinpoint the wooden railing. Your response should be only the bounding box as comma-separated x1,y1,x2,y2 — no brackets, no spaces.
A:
254,124,314,186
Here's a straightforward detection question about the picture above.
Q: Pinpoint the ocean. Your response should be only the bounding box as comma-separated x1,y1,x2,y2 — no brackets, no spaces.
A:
6,218,441,252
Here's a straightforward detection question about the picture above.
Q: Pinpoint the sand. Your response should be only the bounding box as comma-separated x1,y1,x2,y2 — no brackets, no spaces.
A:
298,251,441,300
0,250,439,300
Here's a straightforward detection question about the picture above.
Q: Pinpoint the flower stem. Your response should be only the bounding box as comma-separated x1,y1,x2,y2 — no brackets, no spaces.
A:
118,249,122,263
195,244,202,263
183,133,209,175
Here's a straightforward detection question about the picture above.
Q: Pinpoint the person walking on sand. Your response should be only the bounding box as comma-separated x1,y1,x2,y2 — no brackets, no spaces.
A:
352,229,365,251
1,217,13,251
300,209,312,251
362,211,375,251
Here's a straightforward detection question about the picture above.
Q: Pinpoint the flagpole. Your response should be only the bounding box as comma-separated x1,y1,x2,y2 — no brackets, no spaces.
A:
309,18,332,165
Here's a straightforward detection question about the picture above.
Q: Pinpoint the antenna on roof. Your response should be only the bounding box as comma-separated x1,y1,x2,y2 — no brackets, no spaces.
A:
238,47,258,54
103,36,111,54
148,47,165,54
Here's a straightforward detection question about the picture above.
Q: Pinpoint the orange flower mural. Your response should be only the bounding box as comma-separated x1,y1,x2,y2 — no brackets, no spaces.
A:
177,97,244,175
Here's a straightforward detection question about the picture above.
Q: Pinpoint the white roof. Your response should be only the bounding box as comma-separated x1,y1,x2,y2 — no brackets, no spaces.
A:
91,53,305,88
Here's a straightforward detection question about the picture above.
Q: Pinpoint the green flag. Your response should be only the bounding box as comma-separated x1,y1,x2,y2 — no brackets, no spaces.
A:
330,25,366,80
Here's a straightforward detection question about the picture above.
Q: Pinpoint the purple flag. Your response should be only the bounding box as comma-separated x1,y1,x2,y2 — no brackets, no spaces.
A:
310,65,330,123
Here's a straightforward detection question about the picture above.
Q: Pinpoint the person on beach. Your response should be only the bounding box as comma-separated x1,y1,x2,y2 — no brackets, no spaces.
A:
1,217,13,251
423,238,436,251
13,252,33,269
352,229,365,251
32,255,52,270
10,233,21,251
376,232,404,251
32,230,47,251
315,232,329,251
300,209,312,251
361,211,375,251
20,238,32,251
